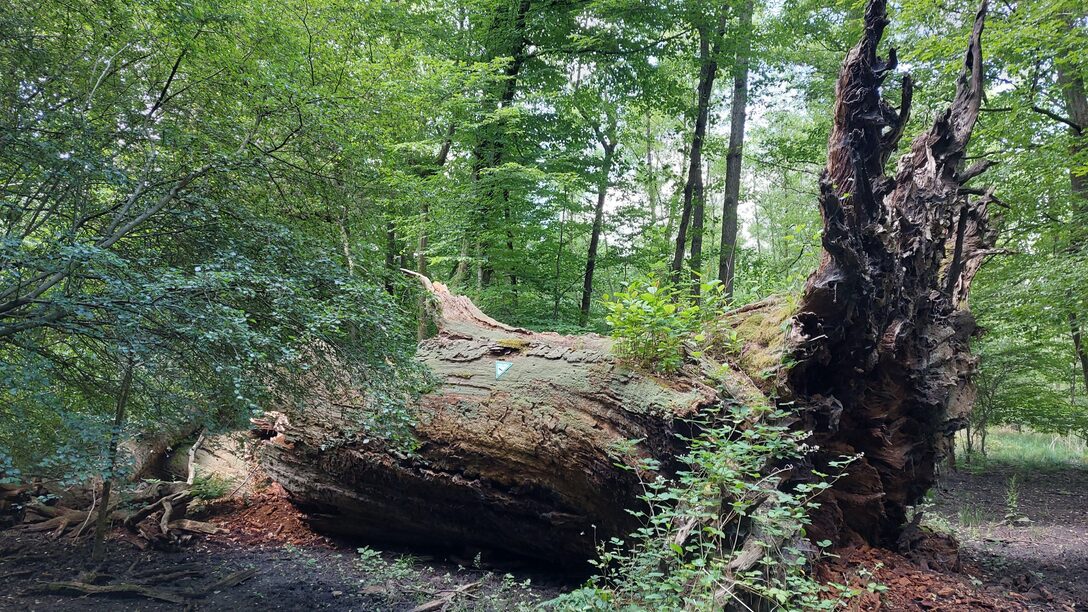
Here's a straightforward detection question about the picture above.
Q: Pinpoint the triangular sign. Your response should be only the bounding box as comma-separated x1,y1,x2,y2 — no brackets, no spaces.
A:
495,360,513,379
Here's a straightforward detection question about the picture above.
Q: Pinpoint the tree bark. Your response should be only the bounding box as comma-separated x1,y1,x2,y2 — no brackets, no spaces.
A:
718,0,753,299
415,127,454,340
580,130,616,326
670,23,719,286
92,361,133,563
1071,301,1088,394
467,0,532,292
260,277,720,563
1058,59,1088,392
257,0,994,562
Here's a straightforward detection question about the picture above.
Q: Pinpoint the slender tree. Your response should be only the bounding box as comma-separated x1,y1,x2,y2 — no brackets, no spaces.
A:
718,0,754,298
579,108,619,325
671,20,722,287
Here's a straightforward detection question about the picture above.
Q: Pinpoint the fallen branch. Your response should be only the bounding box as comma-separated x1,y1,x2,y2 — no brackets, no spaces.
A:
408,581,481,612
168,518,227,535
187,429,207,486
130,563,206,580
30,568,260,605
32,581,190,604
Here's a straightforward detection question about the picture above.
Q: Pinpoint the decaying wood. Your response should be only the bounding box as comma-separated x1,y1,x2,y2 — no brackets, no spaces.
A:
18,479,224,551
788,0,993,546
168,518,227,535
30,567,259,605
260,276,721,563
187,428,207,485
257,0,994,563
408,581,481,612
34,581,191,604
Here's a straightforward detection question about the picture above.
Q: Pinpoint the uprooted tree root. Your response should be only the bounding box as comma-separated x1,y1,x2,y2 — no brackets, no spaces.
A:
17,479,224,551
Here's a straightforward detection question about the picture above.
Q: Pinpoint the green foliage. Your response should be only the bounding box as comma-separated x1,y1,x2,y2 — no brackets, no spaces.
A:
551,405,859,611
603,277,725,373
961,428,1088,471
190,474,234,500
0,0,431,481
603,278,701,373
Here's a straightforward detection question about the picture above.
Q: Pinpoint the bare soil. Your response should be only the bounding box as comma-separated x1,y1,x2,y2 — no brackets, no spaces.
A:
0,484,565,611
1,464,1084,610
929,462,1088,609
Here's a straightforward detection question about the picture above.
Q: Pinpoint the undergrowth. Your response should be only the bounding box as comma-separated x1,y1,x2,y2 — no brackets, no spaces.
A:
960,428,1088,472
550,404,862,611
190,473,234,500
602,276,725,374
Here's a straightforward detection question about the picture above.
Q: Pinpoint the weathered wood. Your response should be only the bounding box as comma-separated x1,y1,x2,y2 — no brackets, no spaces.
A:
788,0,993,545
260,276,720,562
167,519,226,535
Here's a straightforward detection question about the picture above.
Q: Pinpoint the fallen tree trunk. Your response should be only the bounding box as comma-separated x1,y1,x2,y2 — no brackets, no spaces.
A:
258,0,995,563
260,278,723,562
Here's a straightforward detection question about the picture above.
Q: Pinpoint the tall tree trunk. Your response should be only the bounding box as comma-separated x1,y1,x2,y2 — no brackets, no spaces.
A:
670,24,719,286
663,140,688,244
580,141,615,325
416,128,455,340
718,0,753,299
1072,308,1088,395
688,168,707,297
1058,62,1088,392
503,203,518,310
644,113,658,226
338,213,355,277
553,210,566,320
452,237,470,286
467,0,531,293
91,361,133,563
384,221,397,293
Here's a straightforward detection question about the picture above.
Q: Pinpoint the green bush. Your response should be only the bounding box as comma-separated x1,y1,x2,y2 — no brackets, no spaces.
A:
550,404,861,611
190,474,234,500
603,277,725,373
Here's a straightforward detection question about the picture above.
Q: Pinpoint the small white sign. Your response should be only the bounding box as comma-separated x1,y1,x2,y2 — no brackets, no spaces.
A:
495,360,513,379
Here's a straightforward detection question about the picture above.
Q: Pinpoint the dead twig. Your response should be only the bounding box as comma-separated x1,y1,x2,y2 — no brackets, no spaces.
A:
31,581,189,604
408,581,481,612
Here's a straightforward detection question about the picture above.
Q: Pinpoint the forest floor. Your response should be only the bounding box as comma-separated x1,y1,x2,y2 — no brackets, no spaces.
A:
817,451,1087,611
1,436,1085,610
0,483,563,611
925,456,1088,609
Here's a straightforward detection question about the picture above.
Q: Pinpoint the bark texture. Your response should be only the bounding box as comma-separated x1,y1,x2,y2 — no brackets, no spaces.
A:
258,0,994,562
718,0,753,298
670,21,720,287
260,276,720,563
787,0,993,545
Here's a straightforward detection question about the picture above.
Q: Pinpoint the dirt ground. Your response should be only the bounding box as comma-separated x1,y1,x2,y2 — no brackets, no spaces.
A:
929,462,1088,608
0,484,565,611
1,466,1085,611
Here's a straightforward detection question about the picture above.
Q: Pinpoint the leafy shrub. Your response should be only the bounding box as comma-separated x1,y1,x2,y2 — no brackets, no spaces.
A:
190,473,234,500
551,404,859,611
603,277,725,373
